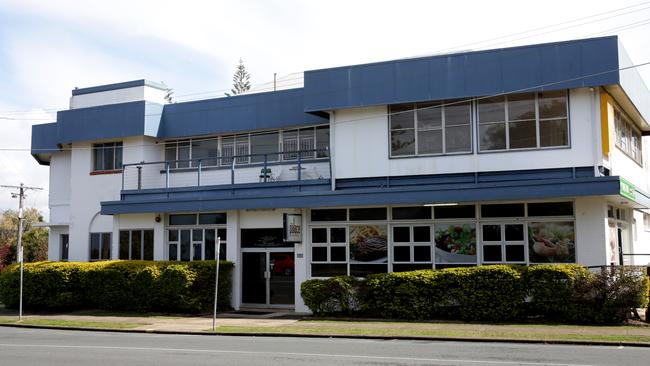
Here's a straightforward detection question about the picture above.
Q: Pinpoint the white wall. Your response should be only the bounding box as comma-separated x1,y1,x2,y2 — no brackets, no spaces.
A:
70,85,166,109
575,196,609,266
632,210,650,265
332,88,600,179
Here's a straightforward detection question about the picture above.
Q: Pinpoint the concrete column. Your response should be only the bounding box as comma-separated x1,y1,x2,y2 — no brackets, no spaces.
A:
226,210,240,309
575,196,608,266
294,208,309,313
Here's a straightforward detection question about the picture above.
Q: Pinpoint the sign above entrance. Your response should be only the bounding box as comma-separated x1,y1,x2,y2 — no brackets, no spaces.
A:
620,178,636,201
284,213,302,243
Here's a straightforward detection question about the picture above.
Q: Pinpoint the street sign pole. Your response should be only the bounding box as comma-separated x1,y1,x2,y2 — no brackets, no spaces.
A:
212,237,221,332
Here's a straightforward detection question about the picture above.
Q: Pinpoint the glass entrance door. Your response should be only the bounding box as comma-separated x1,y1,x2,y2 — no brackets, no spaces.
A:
241,250,295,306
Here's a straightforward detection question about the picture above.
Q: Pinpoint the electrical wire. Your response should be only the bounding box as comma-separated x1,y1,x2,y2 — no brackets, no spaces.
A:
1,1,650,116
2,59,646,153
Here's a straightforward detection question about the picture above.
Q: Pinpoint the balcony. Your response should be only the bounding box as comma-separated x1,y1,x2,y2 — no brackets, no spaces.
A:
121,149,331,191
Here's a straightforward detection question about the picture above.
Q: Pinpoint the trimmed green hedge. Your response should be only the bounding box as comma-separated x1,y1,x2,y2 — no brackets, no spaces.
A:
301,265,649,323
0,260,233,313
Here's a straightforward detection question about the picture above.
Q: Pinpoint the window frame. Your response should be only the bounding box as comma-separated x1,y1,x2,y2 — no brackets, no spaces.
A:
613,104,643,166
92,141,123,172
477,91,570,153
89,232,111,261
390,224,434,265
163,125,330,169
119,229,154,260
389,101,474,158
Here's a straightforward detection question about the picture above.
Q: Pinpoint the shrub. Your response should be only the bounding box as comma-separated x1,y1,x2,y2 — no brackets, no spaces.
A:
300,276,359,316
0,260,233,313
523,264,590,319
300,265,648,324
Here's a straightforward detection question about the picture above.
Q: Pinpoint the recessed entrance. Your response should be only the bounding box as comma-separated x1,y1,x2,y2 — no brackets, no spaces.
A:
240,228,295,307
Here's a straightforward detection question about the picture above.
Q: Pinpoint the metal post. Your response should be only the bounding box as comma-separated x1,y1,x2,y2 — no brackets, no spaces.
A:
212,237,221,332
198,159,202,187
17,184,24,321
263,154,268,182
231,159,235,185
136,166,142,190
1,183,42,322
297,154,302,181
165,162,170,189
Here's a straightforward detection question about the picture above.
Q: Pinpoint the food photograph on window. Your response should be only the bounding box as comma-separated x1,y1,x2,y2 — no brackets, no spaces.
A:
528,221,576,263
434,223,477,264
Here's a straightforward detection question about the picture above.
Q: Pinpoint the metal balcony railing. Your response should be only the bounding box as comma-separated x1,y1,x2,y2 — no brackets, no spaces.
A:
121,149,331,191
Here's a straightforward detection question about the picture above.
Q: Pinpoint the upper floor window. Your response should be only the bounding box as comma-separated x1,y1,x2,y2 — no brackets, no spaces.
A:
614,106,642,165
389,100,472,157
92,142,123,171
164,125,329,168
478,91,568,151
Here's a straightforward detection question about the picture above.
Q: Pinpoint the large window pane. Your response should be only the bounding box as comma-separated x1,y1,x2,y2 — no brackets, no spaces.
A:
90,233,100,260
311,209,347,222
103,144,114,171
114,143,123,169
434,205,476,219
119,231,130,260
221,136,234,166
235,135,249,164
180,230,191,261
299,127,316,159
131,230,142,260
143,230,154,260
478,96,505,123
198,212,227,225
434,223,476,264
205,229,215,260
101,233,111,260
445,102,471,126
508,120,536,149
416,102,441,129
192,139,219,166
538,91,567,119
479,123,506,150
481,203,525,218
390,104,415,129
282,130,298,160
93,145,104,171
316,126,330,158
169,214,196,226
349,224,387,262
177,141,190,168
445,125,471,153
528,221,575,263
250,132,279,163
540,119,568,147
392,206,432,220
508,93,535,121
527,202,573,217
349,208,387,221
417,129,442,154
391,129,415,156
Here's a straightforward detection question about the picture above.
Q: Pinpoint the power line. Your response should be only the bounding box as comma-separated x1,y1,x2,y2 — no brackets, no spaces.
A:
1,1,650,116
2,59,647,153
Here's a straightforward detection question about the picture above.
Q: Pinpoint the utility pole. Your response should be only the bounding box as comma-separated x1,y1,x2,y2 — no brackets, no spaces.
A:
1,183,43,321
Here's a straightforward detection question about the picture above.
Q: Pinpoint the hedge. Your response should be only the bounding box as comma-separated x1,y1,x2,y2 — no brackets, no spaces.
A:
301,265,649,323
0,260,233,313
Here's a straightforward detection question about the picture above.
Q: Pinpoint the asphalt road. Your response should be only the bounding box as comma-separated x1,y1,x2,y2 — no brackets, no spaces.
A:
0,327,649,366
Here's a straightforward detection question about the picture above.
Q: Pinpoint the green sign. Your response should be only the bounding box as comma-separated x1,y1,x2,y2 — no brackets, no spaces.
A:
620,177,636,201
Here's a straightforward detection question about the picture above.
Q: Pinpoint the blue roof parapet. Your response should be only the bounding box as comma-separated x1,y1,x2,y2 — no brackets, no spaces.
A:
71,79,167,96
303,36,622,112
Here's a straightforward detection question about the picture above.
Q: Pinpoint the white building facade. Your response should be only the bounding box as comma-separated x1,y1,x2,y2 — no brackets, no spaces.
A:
31,36,650,312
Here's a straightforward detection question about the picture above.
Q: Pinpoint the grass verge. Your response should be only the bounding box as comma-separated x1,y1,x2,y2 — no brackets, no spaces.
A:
0,318,144,329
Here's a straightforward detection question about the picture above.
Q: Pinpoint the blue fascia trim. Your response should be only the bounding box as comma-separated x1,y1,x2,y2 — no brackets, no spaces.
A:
100,175,620,215
157,88,328,139
72,79,167,96
303,36,621,112
56,101,149,143
31,122,59,165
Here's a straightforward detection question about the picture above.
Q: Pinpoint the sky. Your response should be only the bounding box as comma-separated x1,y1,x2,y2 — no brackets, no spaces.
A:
1,0,649,218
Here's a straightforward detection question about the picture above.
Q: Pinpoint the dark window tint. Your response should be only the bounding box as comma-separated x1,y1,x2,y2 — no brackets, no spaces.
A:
311,228,327,243
481,203,525,218
349,208,387,221
169,214,196,225
505,224,524,241
330,228,346,243
483,245,502,262
198,212,227,225
101,233,111,260
413,226,431,242
168,230,178,242
180,230,190,261
393,227,410,242
392,206,432,220
60,234,69,261
241,228,286,247
393,263,432,272
330,246,346,261
169,243,177,261
482,225,501,241
434,205,476,219
131,231,141,260
217,228,227,241
311,264,347,277
527,202,573,216
143,230,154,260
205,230,215,260
119,231,130,260
393,246,410,262
219,243,227,260
505,245,525,262
311,209,347,222
413,246,432,262
350,264,387,277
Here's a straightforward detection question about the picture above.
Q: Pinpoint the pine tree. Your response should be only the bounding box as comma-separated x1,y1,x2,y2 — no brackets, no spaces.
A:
225,58,251,96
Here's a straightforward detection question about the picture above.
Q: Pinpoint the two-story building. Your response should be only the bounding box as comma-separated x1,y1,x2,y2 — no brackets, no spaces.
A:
31,36,650,312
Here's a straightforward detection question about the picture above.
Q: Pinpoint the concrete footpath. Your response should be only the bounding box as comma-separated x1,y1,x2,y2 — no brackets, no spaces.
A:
2,308,650,347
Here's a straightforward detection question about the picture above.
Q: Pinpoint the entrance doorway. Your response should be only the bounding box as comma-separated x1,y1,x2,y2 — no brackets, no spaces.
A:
241,250,295,306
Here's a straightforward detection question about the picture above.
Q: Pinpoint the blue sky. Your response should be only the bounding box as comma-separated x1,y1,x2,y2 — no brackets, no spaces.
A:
1,0,649,216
